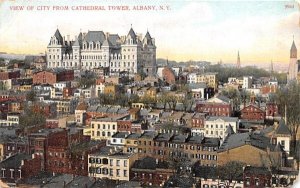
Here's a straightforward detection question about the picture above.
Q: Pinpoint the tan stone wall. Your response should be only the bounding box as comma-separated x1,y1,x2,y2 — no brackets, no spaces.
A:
218,145,272,167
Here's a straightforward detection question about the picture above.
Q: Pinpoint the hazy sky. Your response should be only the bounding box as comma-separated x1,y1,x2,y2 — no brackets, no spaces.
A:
0,0,299,65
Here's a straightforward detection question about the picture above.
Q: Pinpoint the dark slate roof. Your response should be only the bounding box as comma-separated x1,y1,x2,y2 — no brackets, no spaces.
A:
54,29,64,44
0,153,31,169
84,31,106,43
131,156,169,170
218,132,275,152
112,131,129,138
143,31,153,46
225,124,235,135
155,133,173,142
203,137,220,147
108,34,120,46
275,119,291,135
126,132,141,139
207,116,238,122
243,166,271,175
216,95,231,103
188,82,207,89
187,135,204,144
171,134,188,143
127,28,137,44
140,131,157,139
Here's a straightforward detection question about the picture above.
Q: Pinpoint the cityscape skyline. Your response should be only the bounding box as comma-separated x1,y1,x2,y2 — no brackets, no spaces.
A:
0,0,299,65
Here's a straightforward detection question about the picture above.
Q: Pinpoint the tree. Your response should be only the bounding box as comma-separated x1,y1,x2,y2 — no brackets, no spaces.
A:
26,90,36,102
19,106,46,128
221,87,241,111
180,92,194,112
217,161,245,184
275,81,300,158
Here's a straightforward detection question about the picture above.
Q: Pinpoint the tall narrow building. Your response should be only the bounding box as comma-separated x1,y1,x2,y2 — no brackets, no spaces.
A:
288,39,298,81
237,51,241,69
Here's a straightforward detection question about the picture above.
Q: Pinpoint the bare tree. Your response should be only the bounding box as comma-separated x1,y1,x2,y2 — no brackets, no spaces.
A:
276,81,300,159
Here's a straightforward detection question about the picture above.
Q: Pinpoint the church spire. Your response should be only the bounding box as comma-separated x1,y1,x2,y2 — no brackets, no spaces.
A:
270,60,274,75
237,51,241,69
291,37,297,58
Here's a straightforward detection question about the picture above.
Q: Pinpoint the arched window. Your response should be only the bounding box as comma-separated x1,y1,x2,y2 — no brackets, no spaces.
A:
97,131,100,136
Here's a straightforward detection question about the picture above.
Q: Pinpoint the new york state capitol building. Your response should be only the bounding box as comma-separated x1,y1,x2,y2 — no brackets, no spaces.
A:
46,27,157,76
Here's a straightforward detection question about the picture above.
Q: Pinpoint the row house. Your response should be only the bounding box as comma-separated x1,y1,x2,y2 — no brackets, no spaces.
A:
0,153,41,184
187,72,218,90
32,69,74,85
123,131,220,166
190,113,206,135
88,147,138,181
0,70,20,80
130,156,173,187
32,102,57,118
85,105,129,125
90,115,127,140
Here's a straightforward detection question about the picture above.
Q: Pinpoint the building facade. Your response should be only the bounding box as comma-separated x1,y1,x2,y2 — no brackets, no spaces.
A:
47,28,156,77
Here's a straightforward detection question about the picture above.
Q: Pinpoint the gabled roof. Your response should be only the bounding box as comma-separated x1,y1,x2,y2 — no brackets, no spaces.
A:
206,95,230,104
54,29,64,44
143,31,153,46
206,116,238,122
218,132,276,152
241,104,265,113
73,32,82,46
225,124,235,135
275,119,291,136
126,28,137,44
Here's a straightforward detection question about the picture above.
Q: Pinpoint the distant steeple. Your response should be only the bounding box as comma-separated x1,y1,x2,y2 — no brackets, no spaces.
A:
291,36,297,58
270,60,274,75
237,51,241,69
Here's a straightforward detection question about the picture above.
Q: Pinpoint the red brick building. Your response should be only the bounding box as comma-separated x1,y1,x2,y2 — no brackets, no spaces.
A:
45,119,59,129
63,87,75,99
243,166,271,187
240,104,266,121
29,128,106,176
196,95,232,117
32,70,74,85
0,153,41,183
191,113,206,129
0,70,20,80
32,102,57,118
162,67,176,85
130,157,173,187
266,103,279,118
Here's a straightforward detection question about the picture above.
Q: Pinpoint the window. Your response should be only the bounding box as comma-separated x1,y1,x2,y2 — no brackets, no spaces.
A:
124,160,127,167
116,169,120,176
110,159,113,166
124,170,127,177
116,160,120,166
110,169,113,176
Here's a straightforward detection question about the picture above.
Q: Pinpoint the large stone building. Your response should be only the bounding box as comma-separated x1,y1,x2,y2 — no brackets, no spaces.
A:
47,28,156,76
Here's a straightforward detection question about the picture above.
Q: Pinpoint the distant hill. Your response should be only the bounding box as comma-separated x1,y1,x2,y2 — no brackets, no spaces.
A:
157,58,211,67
